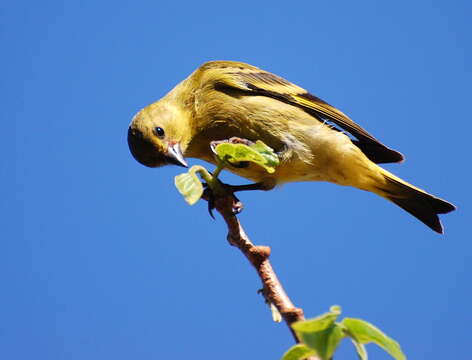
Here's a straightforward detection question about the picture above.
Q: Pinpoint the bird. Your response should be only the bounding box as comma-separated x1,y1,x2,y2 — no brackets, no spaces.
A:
127,60,455,233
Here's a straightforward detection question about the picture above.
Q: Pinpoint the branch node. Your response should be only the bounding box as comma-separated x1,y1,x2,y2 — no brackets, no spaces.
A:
281,307,305,324
249,246,271,266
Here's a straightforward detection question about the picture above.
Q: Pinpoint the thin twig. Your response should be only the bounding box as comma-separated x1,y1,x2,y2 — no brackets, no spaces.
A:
211,194,320,360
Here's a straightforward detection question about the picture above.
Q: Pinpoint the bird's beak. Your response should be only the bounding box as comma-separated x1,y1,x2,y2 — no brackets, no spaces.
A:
166,143,188,168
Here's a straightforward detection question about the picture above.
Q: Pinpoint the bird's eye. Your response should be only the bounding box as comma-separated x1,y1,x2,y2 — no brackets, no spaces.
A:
154,127,165,138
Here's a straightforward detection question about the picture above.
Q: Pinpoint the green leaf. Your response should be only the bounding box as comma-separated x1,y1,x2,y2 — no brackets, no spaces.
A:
350,338,368,360
215,141,279,173
324,324,345,359
342,318,406,360
174,171,204,205
292,306,341,333
297,323,345,360
329,305,341,314
292,306,344,360
250,140,280,169
281,344,315,360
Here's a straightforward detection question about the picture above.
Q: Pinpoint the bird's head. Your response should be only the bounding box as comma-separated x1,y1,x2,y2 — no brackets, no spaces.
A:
127,101,189,168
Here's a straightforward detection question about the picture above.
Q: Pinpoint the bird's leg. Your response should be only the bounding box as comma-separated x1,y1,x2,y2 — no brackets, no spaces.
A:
202,179,274,219
202,180,243,219
223,181,274,193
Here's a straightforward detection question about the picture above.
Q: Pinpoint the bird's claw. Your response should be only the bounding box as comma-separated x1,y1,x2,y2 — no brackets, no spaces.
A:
202,182,243,218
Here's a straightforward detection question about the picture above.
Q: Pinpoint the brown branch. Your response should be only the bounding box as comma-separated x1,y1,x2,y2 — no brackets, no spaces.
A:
211,194,320,360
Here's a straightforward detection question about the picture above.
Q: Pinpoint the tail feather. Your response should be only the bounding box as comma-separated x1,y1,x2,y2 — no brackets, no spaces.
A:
375,169,456,233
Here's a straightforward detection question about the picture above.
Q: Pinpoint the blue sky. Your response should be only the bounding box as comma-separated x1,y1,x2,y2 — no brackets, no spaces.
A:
2,1,470,359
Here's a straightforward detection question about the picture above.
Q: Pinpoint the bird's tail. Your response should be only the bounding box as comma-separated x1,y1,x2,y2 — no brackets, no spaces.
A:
372,168,455,233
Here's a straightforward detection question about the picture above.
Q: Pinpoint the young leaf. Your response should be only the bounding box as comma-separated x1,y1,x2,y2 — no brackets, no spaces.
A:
250,140,280,169
350,338,368,360
292,305,341,333
281,344,315,360
342,318,406,360
174,171,204,205
297,324,345,360
292,306,344,360
215,141,279,174
324,324,345,359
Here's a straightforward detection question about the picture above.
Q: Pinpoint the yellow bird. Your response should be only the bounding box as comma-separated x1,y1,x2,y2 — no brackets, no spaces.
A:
128,60,455,233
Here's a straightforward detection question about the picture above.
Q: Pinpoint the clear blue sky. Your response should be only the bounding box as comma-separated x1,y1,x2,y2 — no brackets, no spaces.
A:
2,1,470,359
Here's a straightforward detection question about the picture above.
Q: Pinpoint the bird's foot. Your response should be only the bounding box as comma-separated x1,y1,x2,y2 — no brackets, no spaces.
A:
202,181,243,219
202,180,273,218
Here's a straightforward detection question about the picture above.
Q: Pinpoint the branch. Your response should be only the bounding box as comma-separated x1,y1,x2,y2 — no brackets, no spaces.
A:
210,193,320,360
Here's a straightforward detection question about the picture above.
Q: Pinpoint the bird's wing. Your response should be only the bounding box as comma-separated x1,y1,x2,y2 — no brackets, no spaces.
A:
198,61,404,164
